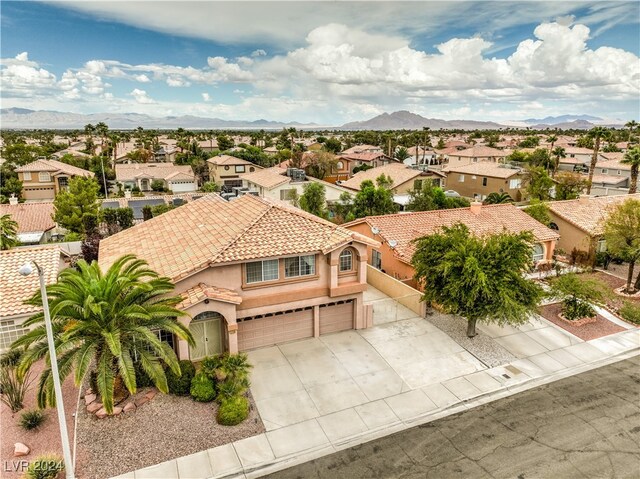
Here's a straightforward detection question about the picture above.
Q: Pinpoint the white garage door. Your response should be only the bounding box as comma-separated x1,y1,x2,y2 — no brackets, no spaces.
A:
170,181,197,192
319,300,354,335
238,307,313,351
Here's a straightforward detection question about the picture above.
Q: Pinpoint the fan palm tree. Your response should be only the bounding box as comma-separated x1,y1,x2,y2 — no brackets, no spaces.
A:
13,255,194,414
0,214,19,250
546,134,558,151
552,146,566,177
483,192,513,204
586,127,611,194
625,120,638,142
621,146,640,194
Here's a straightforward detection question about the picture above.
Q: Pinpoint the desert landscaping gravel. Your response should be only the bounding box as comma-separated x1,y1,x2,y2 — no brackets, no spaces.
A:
75,389,265,479
425,312,517,368
538,303,626,341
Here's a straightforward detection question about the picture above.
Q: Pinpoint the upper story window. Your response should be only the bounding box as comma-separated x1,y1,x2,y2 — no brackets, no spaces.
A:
337,161,344,170
458,174,465,182
372,250,382,270
509,178,522,189
601,168,608,174
339,249,353,272
246,259,279,284
22,172,31,181
235,165,246,173
482,177,488,187
284,255,316,278
39,172,51,182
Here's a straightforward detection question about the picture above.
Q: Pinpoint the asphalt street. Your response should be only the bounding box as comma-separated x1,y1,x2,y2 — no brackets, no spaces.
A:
265,356,640,479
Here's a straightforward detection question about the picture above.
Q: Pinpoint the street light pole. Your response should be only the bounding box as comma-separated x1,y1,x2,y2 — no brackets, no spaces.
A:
21,261,74,479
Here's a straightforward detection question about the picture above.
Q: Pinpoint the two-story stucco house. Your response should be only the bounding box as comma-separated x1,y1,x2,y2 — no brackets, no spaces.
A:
446,146,507,168
207,155,263,190
442,161,527,201
340,163,445,194
98,194,379,359
115,163,198,193
15,159,94,202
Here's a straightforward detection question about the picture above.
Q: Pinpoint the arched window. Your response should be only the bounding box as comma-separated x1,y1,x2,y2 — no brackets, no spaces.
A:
337,161,344,170
549,222,559,231
339,249,353,272
532,244,544,263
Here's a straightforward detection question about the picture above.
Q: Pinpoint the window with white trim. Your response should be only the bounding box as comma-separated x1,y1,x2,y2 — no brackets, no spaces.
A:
532,244,544,263
458,174,465,182
339,249,353,272
372,250,382,270
284,255,316,278
235,165,246,173
509,178,522,189
596,238,607,253
22,172,31,181
39,172,51,182
245,259,279,283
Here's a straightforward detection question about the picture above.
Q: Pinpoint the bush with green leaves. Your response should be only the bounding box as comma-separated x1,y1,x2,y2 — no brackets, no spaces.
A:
550,273,608,321
134,361,154,388
166,360,196,396
20,409,46,430
0,348,22,367
619,302,640,325
23,454,64,479
562,297,596,321
190,372,216,402
217,395,249,426
0,356,31,412
201,353,252,398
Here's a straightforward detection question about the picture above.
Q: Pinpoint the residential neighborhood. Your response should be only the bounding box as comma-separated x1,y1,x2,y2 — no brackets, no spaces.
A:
1,2,639,479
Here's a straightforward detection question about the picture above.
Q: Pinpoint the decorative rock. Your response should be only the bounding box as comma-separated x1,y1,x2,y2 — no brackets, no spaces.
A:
134,396,149,407
87,401,103,413
95,407,108,419
112,406,123,416
144,389,157,400
14,443,30,457
84,394,97,405
85,388,94,396
123,402,136,413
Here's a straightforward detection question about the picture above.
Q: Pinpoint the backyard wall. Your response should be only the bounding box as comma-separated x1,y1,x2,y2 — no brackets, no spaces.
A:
366,265,426,317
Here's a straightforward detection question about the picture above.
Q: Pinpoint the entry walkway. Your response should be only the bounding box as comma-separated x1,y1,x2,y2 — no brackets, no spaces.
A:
114,289,640,479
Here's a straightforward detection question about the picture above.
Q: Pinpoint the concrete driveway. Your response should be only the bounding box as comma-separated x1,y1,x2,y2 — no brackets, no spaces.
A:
248,288,485,431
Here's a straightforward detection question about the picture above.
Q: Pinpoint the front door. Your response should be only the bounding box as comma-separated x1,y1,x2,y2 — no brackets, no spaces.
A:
189,317,222,360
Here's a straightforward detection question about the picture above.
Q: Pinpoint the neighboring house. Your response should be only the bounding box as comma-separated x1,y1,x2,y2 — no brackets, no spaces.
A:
340,163,445,194
0,246,65,351
333,152,398,181
240,167,352,204
263,146,278,155
98,194,379,358
115,163,198,193
446,146,507,168
0,200,56,244
207,155,263,189
101,192,216,223
564,147,594,163
589,153,632,195
444,140,473,150
405,146,438,166
341,144,383,155
442,161,526,201
15,159,94,202
547,194,640,256
345,202,559,288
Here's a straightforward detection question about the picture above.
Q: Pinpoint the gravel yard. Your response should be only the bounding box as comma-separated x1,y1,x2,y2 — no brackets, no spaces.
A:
75,389,264,479
426,312,517,368
538,303,626,341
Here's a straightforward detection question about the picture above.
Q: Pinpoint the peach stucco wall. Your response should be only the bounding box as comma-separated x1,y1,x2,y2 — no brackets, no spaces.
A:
548,213,593,255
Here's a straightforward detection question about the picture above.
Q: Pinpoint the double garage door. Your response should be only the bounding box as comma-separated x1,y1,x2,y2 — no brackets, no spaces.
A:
237,300,354,351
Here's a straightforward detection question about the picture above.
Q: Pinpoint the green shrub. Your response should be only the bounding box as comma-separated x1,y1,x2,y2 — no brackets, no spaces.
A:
20,409,46,431
562,297,596,321
190,372,216,402
134,361,154,388
620,302,640,325
0,364,30,412
166,360,195,396
217,396,249,426
23,454,64,479
0,348,22,367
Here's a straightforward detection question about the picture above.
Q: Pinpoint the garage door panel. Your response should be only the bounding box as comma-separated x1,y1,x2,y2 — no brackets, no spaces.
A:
319,302,354,335
238,309,313,351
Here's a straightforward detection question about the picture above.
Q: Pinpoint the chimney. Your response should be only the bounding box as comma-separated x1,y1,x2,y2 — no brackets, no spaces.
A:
470,201,482,215
9,194,18,206
124,190,132,199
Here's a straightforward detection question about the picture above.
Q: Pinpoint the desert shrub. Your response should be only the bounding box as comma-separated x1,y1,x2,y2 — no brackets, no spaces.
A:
20,409,46,431
23,454,64,479
166,360,195,396
216,396,249,426
550,273,608,320
134,361,153,388
0,362,31,412
562,297,596,321
190,372,216,402
619,302,640,325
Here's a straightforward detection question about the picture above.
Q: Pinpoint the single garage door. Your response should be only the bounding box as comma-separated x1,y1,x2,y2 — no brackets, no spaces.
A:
238,307,313,351
319,300,354,335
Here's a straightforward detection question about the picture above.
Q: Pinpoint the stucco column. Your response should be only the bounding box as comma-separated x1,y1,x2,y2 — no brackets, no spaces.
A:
227,322,238,354
313,305,320,337
358,256,367,283
177,315,191,360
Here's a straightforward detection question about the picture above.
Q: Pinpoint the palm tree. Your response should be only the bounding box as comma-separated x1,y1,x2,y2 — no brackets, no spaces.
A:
621,146,640,194
586,127,611,194
395,146,410,162
483,192,513,204
13,255,194,413
546,134,558,152
625,120,638,142
0,214,19,250
552,146,566,177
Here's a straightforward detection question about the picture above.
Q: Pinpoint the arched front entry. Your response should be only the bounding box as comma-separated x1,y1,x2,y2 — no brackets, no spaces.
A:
189,311,224,361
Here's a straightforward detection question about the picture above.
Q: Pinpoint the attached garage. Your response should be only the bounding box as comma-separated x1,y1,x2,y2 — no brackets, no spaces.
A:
238,307,313,351
319,300,354,335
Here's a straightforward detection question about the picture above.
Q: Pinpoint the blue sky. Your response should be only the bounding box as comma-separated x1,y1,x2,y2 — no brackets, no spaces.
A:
1,1,639,125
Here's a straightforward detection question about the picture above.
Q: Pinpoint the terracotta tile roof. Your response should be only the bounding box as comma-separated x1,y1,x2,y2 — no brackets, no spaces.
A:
449,146,506,158
0,203,55,233
98,194,378,282
345,204,559,264
15,159,94,177
342,145,382,155
589,174,628,185
0,246,61,318
207,155,256,166
434,146,461,156
340,163,422,191
597,153,631,170
548,194,640,236
443,161,521,179
115,163,195,182
339,152,391,163
177,283,242,309
564,147,594,155
444,140,472,149
241,167,290,189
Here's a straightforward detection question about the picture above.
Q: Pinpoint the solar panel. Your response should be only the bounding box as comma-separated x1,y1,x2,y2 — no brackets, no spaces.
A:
128,198,166,219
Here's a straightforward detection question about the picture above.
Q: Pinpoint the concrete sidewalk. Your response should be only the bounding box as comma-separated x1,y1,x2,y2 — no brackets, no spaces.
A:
113,323,639,479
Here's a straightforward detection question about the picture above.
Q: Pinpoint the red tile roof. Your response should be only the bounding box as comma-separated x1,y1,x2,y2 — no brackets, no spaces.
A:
548,194,640,235
15,159,94,177
0,203,55,233
177,283,242,309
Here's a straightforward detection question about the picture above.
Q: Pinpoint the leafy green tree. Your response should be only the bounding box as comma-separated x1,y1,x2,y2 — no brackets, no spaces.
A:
586,127,611,194
625,120,638,142
0,214,19,250
621,146,640,194
554,171,588,200
576,135,594,149
483,192,513,204
151,203,174,217
352,175,399,218
299,182,326,218
523,200,551,226
0,177,22,204
142,205,153,221
549,273,608,321
603,198,640,293
407,181,470,211
551,146,566,177
505,150,529,164
151,179,166,192
524,166,554,201
201,181,219,192
546,134,558,151
436,137,446,149
14,255,194,414
216,135,235,151
323,138,342,154
412,224,544,337
305,151,337,180
528,148,553,171
116,207,134,230
518,136,540,148
394,147,410,162
332,192,355,223
53,176,100,234
352,164,373,174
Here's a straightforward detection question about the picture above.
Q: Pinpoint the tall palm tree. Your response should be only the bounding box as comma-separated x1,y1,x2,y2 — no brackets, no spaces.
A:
621,146,640,194
546,134,558,152
552,146,566,177
625,120,638,142
586,127,611,194
0,214,19,250
14,255,194,414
